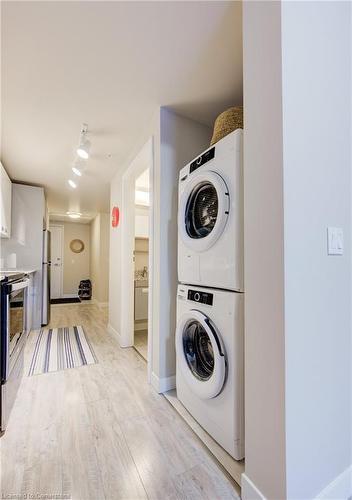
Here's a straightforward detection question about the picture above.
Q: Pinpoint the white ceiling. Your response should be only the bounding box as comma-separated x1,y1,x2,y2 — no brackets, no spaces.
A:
1,1,243,217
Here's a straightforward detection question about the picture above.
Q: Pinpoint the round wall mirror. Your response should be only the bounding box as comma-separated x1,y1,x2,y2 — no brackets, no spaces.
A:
70,239,85,253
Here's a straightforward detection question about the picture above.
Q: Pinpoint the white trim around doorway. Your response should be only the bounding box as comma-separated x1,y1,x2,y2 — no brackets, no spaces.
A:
120,137,154,384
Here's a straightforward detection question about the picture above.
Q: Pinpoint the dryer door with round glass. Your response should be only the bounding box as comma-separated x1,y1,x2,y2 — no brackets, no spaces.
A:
178,171,230,252
175,310,226,399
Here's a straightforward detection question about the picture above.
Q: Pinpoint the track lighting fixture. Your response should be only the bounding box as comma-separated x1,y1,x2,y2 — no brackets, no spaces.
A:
72,166,82,176
77,123,90,159
67,123,92,192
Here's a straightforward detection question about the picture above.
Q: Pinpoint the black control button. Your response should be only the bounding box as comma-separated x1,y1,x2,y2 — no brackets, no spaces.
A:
188,289,213,306
190,147,215,173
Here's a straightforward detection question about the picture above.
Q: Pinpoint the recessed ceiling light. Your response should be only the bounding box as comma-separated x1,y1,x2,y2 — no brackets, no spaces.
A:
66,211,81,219
72,166,82,176
68,179,77,189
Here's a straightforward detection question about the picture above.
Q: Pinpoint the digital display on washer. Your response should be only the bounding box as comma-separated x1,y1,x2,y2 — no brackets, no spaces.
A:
188,289,213,306
190,147,215,173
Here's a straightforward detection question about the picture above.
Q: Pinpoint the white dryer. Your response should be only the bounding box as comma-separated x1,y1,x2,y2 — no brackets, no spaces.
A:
178,129,243,292
175,284,244,460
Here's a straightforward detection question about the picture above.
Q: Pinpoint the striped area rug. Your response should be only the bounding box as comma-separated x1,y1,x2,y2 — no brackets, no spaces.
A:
28,325,97,376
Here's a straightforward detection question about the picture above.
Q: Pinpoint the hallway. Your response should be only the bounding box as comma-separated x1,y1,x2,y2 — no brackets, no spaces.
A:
1,303,240,500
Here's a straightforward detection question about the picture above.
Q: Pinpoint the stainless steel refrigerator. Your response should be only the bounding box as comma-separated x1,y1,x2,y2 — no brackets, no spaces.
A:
41,229,51,326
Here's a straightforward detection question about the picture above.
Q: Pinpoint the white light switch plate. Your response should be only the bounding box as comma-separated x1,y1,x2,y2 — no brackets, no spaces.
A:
327,227,344,255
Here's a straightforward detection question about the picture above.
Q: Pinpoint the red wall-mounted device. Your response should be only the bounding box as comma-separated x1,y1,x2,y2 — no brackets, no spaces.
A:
112,206,120,228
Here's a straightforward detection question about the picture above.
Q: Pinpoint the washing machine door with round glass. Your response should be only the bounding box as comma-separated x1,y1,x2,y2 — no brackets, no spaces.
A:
178,171,230,252
176,310,226,399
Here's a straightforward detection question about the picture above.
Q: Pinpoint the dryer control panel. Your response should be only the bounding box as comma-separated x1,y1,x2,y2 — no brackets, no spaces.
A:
187,289,213,306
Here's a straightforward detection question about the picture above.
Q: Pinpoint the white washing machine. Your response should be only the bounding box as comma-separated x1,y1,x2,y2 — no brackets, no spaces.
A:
178,129,243,292
175,284,244,460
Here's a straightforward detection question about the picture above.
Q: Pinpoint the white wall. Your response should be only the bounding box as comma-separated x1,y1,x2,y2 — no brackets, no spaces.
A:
242,2,351,499
52,221,90,296
155,108,211,381
135,205,149,239
90,213,110,304
109,107,211,386
134,237,148,273
282,2,351,498
109,110,160,349
242,2,286,498
100,213,110,302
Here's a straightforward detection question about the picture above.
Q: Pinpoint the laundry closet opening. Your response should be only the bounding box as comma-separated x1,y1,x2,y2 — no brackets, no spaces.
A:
111,107,245,483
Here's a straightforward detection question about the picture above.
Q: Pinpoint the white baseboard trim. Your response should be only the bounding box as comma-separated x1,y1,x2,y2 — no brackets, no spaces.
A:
151,372,176,394
107,323,131,348
241,474,267,500
107,323,122,345
242,465,352,500
316,464,352,499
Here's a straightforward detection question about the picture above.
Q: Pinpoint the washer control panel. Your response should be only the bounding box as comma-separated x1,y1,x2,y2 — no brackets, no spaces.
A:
187,289,213,306
189,146,215,173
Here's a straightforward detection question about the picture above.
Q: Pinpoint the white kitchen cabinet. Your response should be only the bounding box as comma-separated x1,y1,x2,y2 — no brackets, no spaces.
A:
0,163,12,238
134,286,149,321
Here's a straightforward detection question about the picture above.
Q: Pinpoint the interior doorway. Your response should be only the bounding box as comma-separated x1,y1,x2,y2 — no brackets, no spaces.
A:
133,169,150,360
120,138,154,380
50,224,64,299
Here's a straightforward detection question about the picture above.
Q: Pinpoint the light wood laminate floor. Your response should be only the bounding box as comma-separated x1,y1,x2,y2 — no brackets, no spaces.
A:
0,303,240,500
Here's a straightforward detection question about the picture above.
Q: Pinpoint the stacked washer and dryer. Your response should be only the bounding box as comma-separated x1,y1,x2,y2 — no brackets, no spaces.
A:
175,129,244,460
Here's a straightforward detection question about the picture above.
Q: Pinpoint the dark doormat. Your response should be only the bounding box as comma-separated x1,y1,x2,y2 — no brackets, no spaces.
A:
51,297,81,304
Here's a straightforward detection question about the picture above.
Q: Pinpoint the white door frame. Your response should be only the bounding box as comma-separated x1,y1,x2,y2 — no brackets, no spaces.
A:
49,223,64,299
120,138,154,383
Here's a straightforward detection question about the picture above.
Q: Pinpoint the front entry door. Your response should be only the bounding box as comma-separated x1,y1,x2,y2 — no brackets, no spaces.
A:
50,225,63,299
